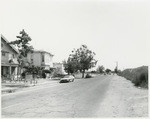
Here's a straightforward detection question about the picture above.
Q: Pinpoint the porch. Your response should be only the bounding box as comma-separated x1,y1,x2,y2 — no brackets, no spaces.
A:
1,63,19,82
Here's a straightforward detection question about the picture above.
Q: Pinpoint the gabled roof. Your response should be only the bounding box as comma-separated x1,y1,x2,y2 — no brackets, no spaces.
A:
1,34,19,54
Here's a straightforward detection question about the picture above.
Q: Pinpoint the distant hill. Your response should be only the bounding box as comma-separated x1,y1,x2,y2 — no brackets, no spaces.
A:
120,66,148,88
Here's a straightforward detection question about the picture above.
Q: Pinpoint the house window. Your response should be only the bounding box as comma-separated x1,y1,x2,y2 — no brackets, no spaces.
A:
2,52,5,56
12,54,15,58
42,54,44,62
8,53,12,60
1,43,3,48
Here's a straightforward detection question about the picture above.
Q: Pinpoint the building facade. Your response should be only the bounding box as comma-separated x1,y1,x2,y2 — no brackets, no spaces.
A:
1,35,19,79
27,50,54,70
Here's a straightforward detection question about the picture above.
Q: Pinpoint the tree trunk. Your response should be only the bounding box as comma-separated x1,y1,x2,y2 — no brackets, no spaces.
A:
82,70,85,78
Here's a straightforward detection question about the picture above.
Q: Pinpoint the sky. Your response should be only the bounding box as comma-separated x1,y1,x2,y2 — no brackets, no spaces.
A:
1,0,150,71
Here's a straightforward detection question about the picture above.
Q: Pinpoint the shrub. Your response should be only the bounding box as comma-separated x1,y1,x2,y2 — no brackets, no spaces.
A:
85,73,92,78
120,66,148,88
42,72,46,78
132,72,148,88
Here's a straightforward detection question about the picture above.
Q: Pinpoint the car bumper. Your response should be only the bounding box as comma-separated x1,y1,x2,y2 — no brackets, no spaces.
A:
59,80,69,83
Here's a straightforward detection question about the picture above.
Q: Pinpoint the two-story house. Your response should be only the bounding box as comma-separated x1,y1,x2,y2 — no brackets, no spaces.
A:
27,50,54,70
1,35,19,79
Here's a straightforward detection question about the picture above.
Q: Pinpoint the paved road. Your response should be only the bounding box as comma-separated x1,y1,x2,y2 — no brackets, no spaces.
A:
2,75,112,118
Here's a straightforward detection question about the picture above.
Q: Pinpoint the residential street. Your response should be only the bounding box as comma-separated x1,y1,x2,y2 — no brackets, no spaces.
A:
1,0,149,118
2,75,148,118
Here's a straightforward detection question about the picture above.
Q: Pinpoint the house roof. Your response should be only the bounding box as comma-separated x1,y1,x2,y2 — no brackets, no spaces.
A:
1,34,19,54
53,62,63,65
33,49,54,56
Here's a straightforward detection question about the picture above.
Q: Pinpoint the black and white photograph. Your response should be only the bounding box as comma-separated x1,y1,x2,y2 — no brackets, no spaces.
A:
1,0,149,118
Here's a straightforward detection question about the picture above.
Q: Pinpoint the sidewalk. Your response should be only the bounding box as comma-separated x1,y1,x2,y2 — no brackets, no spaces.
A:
1,78,59,94
94,76,148,117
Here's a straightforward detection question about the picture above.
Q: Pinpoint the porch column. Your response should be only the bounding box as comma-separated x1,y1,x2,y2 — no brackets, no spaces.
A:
15,67,17,75
9,65,12,75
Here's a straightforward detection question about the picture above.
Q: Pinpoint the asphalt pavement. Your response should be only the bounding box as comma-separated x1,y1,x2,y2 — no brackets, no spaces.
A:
2,75,112,118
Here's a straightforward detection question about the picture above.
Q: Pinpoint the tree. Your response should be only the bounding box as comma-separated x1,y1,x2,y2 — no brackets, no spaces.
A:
23,65,42,85
24,65,41,75
114,67,118,74
9,29,34,77
69,45,97,78
105,68,111,74
63,57,78,74
97,65,105,74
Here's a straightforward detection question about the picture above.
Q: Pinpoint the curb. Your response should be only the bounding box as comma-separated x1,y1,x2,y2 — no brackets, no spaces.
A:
2,88,18,94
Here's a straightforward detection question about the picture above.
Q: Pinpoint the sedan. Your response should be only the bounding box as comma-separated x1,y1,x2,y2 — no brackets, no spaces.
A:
59,75,75,83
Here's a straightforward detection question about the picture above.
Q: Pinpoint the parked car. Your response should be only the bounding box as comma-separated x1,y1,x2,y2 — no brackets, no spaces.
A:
59,75,75,83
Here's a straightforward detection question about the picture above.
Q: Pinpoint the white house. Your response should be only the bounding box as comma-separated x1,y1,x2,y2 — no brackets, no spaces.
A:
27,50,54,70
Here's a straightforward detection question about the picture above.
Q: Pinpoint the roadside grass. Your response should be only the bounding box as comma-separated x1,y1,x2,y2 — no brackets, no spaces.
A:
120,66,148,88
3,84,29,88
132,72,148,88
2,84,30,94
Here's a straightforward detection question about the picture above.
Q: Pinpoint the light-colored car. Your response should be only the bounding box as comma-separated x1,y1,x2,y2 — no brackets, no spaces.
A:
59,75,75,83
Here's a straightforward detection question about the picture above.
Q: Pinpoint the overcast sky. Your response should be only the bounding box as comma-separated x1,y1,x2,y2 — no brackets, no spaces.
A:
1,0,150,70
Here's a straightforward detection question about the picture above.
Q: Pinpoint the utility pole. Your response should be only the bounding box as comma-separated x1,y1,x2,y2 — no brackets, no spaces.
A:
116,61,118,70
115,61,118,74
